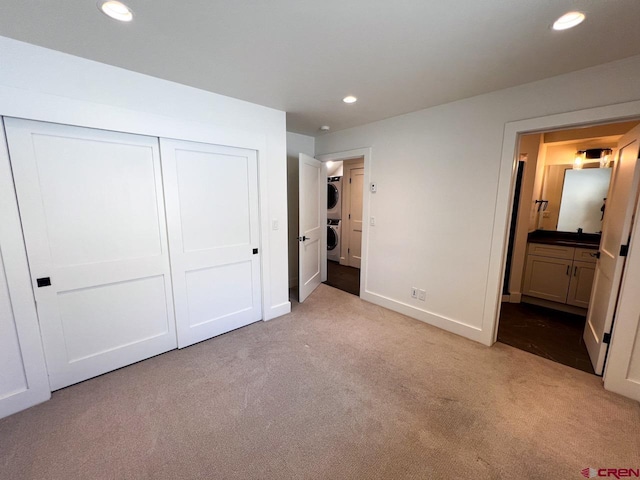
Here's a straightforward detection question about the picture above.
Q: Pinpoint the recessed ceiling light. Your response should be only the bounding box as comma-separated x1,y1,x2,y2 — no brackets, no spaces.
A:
552,11,585,31
320,125,331,131
343,96,357,104
99,1,134,22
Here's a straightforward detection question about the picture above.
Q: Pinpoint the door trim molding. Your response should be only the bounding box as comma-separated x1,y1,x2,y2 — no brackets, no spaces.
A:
485,100,640,350
316,148,372,297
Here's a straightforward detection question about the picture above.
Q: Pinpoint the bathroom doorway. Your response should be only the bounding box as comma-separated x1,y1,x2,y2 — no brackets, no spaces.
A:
497,119,640,374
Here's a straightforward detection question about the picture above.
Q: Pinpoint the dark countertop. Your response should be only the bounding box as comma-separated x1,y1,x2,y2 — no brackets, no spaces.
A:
527,230,600,250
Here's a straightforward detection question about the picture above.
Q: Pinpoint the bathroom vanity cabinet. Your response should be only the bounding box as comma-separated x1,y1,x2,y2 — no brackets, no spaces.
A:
522,242,598,308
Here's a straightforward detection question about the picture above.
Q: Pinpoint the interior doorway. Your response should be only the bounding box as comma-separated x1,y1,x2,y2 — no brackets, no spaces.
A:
497,119,640,375
324,157,364,296
287,147,370,303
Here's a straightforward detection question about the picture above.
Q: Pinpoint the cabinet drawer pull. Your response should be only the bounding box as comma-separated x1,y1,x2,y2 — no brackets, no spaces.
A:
566,265,570,276
573,266,577,277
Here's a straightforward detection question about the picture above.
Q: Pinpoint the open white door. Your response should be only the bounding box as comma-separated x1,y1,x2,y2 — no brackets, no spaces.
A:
603,183,640,400
160,139,262,348
298,153,324,302
584,124,640,374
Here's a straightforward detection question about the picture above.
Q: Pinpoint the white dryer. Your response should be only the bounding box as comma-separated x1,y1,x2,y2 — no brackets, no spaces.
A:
327,176,342,220
327,219,341,262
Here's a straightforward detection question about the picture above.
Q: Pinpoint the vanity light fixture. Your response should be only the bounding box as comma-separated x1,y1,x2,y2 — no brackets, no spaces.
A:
320,125,331,132
343,96,357,104
99,1,134,22
600,149,613,168
552,11,585,31
573,151,585,170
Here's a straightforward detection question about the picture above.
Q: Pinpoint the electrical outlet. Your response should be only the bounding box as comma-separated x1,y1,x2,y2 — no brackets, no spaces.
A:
411,287,418,299
418,289,426,301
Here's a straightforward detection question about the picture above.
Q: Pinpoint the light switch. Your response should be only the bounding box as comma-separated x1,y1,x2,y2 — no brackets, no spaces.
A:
272,219,279,230
370,216,376,226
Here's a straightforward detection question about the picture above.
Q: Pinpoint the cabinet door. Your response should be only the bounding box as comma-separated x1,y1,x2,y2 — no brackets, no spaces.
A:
528,243,574,260
573,247,599,264
567,261,596,308
522,255,572,303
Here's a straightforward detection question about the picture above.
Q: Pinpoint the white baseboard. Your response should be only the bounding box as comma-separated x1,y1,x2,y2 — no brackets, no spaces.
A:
509,292,522,303
360,290,488,345
264,301,291,321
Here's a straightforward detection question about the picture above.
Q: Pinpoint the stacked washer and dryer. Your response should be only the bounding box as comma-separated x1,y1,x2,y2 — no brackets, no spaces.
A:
327,176,342,262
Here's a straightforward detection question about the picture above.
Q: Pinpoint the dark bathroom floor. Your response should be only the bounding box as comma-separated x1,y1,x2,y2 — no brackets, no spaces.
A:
324,260,360,296
497,302,595,375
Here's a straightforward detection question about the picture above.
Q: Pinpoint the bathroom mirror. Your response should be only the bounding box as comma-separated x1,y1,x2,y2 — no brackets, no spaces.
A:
557,168,611,233
538,163,611,233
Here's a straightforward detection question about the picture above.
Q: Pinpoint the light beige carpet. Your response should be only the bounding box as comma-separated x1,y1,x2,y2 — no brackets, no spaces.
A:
1,284,639,479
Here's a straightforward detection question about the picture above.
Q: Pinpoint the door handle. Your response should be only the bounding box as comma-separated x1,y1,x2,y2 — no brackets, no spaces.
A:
298,236,309,242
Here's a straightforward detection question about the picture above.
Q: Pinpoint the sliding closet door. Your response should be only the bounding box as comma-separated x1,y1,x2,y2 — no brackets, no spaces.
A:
5,118,177,390
160,139,262,348
0,120,50,418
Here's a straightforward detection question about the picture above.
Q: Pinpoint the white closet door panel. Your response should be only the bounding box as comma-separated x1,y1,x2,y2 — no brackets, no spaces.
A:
0,118,50,419
160,138,262,348
181,245,249,270
5,118,177,390
31,135,163,266
57,276,170,362
175,149,252,252
50,256,169,291
185,261,254,327
0,268,28,396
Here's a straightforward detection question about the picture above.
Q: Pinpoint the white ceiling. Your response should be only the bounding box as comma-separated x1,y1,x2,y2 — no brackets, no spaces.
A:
1,1,640,136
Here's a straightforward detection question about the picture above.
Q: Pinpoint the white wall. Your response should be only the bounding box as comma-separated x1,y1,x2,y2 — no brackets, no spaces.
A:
286,132,315,288
287,132,316,158
315,54,640,345
0,36,290,322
